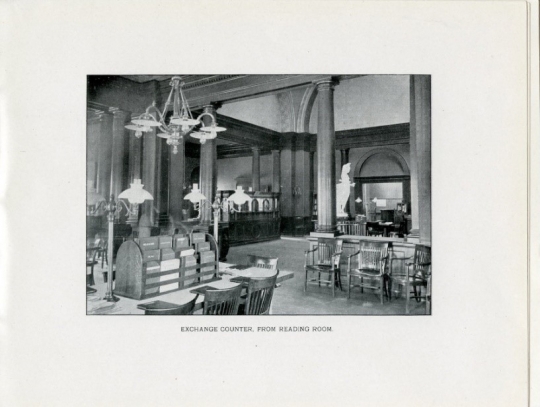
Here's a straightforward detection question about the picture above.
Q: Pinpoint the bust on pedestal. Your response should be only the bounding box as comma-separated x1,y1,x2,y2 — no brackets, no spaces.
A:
336,163,355,219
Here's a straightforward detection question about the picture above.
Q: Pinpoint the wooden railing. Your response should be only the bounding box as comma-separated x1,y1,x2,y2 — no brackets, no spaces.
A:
337,221,366,236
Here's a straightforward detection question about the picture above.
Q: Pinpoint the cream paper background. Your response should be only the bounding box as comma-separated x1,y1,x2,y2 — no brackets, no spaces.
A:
0,1,537,406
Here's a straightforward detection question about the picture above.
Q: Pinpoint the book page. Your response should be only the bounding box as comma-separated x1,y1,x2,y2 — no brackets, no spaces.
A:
0,1,537,406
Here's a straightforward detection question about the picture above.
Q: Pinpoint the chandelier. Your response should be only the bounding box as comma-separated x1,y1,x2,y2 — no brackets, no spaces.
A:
124,76,226,154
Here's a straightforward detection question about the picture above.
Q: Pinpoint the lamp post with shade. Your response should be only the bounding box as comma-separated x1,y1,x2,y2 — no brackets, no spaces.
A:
184,185,251,245
87,179,153,302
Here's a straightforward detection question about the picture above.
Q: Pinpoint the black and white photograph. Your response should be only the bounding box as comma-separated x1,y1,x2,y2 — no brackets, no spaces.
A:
86,74,431,315
2,1,536,406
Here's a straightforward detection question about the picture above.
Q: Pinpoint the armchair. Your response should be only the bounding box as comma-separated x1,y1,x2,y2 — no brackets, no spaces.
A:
346,241,389,304
388,244,431,314
304,238,343,297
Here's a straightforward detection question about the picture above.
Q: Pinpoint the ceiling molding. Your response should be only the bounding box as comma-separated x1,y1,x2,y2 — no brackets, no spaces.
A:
308,123,410,151
217,145,272,159
215,114,281,150
168,75,364,109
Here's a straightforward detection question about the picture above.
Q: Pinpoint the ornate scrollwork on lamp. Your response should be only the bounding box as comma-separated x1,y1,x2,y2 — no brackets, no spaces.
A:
125,76,226,154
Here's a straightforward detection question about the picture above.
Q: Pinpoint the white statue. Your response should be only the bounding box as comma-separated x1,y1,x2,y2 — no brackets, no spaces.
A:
336,163,355,217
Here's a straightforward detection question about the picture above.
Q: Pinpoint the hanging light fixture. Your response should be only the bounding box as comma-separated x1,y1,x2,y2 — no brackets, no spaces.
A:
124,76,226,153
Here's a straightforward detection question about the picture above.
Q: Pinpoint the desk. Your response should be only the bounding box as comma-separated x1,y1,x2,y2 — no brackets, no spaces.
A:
378,222,395,237
87,263,294,315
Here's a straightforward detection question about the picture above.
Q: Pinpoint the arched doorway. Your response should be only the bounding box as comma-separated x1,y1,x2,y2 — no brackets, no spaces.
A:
353,149,410,223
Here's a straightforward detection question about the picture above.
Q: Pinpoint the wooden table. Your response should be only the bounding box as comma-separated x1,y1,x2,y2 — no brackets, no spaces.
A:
87,262,294,315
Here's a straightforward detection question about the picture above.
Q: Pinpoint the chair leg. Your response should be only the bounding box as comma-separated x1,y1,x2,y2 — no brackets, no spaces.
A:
337,270,343,291
304,269,307,292
388,277,392,301
413,285,421,302
348,274,351,299
318,272,320,287
380,276,383,304
360,276,364,293
87,266,95,286
426,278,431,314
405,280,410,314
332,273,335,297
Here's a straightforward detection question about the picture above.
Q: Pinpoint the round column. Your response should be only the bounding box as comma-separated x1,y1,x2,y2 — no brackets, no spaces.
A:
315,79,338,234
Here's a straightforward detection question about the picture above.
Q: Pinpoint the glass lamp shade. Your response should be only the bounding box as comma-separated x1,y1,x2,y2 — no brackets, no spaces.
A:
125,124,150,132
118,179,154,204
200,124,226,133
132,113,160,127
157,133,171,139
372,197,377,202
170,116,200,126
190,131,216,144
184,185,208,203
355,197,362,203
228,186,251,205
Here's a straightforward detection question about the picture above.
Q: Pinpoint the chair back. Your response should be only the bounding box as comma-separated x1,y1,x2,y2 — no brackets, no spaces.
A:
144,296,198,315
337,221,363,236
412,245,431,278
98,238,108,250
316,238,343,268
246,255,278,270
86,247,99,263
244,274,278,315
356,241,389,275
203,285,243,315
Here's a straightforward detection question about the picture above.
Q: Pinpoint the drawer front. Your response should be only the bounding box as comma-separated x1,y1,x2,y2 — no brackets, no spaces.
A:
138,237,159,250
160,248,175,261
191,233,205,244
199,250,215,263
173,235,190,249
160,258,180,271
144,261,161,274
142,249,160,262
196,242,211,252
182,255,197,266
159,236,173,249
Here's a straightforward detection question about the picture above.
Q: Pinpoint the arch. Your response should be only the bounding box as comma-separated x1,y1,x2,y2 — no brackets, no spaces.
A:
295,85,318,133
353,148,410,178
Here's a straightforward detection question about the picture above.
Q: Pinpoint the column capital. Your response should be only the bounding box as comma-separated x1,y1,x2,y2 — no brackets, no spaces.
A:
109,107,131,121
313,77,339,90
202,102,222,113
251,146,261,153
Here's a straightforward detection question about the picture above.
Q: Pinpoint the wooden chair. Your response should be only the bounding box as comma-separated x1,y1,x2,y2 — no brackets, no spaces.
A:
139,297,198,315
388,244,431,314
366,221,383,237
346,241,389,304
304,238,343,297
246,255,278,270
246,254,280,287
203,284,243,315
86,247,99,286
241,274,278,315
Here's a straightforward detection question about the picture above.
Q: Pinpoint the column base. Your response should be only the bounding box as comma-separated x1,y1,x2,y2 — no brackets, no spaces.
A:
406,228,420,243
